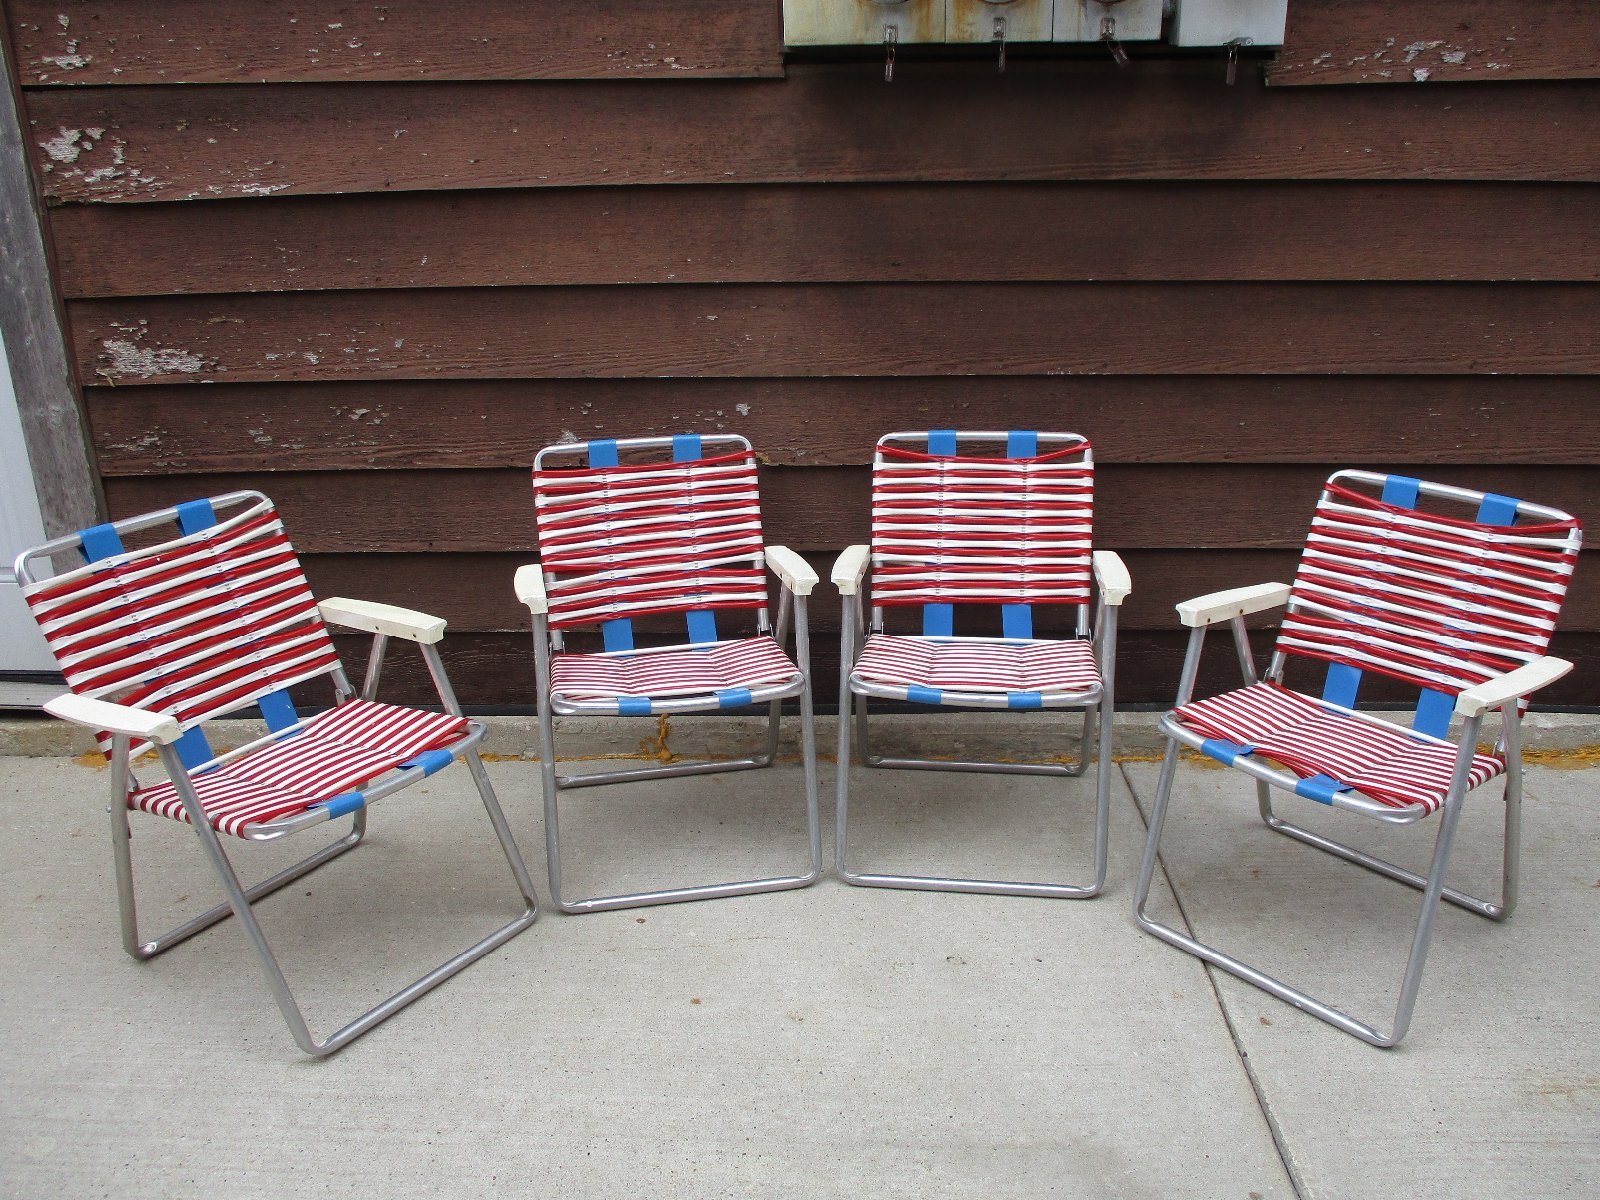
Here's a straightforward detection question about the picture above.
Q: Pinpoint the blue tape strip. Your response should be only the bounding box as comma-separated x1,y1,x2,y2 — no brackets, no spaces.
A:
401,748,454,777
928,429,957,457
1476,492,1520,526
172,725,214,771
602,619,635,652
1413,687,1455,740
686,609,718,644
1001,604,1033,639
174,498,217,535
1294,774,1346,805
1380,475,1421,509
1007,691,1043,710
78,523,125,563
716,687,753,709
588,439,619,468
672,433,703,462
906,685,943,706
321,792,366,819
618,696,652,716
256,689,299,734
1322,661,1363,710
1006,430,1038,459
1200,738,1248,767
922,603,953,637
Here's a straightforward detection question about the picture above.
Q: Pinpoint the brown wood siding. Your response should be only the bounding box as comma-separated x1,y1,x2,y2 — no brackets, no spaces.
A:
9,9,1598,707
1272,1,1600,87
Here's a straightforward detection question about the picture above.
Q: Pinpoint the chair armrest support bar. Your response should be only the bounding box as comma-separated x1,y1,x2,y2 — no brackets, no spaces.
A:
45,694,182,745
1455,657,1573,718
831,545,870,596
764,545,818,597
513,564,549,616
319,598,446,644
1177,582,1292,628
1092,551,1131,606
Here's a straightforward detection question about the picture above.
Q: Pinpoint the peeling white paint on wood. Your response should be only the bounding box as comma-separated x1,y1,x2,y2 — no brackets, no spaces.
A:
101,338,208,378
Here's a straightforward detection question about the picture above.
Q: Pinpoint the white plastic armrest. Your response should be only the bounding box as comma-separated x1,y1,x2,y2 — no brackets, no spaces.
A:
1092,551,1131,606
318,597,446,644
44,694,182,745
513,564,549,616
765,545,818,597
831,544,870,596
1177,582,1293,628
1455,657,1573,718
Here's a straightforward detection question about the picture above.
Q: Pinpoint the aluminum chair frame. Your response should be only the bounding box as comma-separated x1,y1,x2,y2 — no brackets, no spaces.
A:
17,492,540,1057
833,430,1130,899
523,434,822,914
1133,470,1580,1046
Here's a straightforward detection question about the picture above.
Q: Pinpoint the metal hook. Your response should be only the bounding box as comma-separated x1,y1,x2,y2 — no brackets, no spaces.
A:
883,23,898,83
1100,17,1130,68
993,16,1007,74
1225,36,1252,85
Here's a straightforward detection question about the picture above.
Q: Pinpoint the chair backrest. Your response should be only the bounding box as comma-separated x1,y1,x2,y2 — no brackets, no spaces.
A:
18,492,339,759
1276,470,1582,732
532,434,769,646
869,429,1094,639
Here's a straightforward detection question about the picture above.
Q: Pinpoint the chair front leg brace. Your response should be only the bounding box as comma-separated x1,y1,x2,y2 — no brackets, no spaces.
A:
1132,680,1486,1047
149,732,539,1057
833,599,1114,899
532,604,823,914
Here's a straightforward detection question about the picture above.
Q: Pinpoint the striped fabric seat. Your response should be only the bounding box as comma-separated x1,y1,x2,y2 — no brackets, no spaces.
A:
1173,682,1503,813
22,501,341,758
550,636,799,702
853,635,1100,700
871,440,1094,608
133,699,470,838
1279,481,1581,696
533,448,769,630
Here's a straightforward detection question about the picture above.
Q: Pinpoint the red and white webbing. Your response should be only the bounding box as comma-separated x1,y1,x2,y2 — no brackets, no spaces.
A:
870,442,1094,607
551,636,798,700
1279,483,1581,696
23,503,340,756
534,450,768,629
133,699,469,837
853,635,1101,695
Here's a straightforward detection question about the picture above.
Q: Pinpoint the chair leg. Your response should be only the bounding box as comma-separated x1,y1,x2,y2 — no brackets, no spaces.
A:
836,686,1111,898
1253,778,1516,921
154,745,538,1057
535,671,821,915
1134,734,1470,1047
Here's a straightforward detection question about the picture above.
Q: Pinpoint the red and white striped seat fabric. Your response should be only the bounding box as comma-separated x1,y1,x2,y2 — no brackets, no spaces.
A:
133,699,470,838
22,500,341,759
1174,682,1503,813
870,440,1094,609
551,636,799,701
533,449,769,630
853,635,1100,699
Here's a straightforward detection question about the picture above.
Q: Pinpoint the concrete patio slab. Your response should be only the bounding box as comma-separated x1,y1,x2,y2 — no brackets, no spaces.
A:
2,750,1292,1200
1125,758,1600,1200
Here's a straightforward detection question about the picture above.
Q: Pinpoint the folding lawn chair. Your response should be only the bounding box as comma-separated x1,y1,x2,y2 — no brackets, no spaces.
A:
15,492,539,1056
831,430,1130,898
518,433,822,913
1133,470,1582,1046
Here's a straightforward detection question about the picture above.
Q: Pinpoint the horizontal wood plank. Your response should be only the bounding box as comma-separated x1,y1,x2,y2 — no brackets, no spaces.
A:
9,0,782,85
68,282,1600,385
26,63,1600,204
330,629,1600,709
299,548,1600,636
100,464,1600,555
85,375,1600,474
47,181,1600,297
1271,1,1600,87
